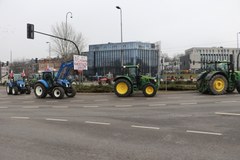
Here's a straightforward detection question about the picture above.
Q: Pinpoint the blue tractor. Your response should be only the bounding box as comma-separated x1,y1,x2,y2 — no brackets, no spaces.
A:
33,61,76,99
6,73,31,95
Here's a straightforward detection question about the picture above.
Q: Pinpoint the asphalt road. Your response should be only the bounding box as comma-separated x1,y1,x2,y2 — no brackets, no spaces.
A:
0,87,240,160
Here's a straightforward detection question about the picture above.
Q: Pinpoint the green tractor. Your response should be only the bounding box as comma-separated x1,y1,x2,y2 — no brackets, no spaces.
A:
196,55,240,95
113,65,159,97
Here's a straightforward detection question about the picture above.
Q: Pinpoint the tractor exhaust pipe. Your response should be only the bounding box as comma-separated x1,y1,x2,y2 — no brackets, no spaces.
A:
230,54,234,73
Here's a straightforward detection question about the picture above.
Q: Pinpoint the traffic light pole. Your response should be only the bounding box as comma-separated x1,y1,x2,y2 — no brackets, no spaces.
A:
33,31,80,55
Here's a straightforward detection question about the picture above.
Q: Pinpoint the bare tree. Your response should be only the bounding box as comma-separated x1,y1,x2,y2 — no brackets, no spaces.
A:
51,22,86,60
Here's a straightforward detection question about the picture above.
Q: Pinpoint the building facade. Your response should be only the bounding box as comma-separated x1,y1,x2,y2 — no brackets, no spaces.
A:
180,47,240,72
87,42,160,76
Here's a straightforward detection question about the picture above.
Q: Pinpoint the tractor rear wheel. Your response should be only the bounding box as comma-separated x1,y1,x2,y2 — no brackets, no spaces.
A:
52,87,65,99
114,79,132,97
12,87,18,95
209,75,227,95
6,85,12,94
34,83,47,98
143,83,157,97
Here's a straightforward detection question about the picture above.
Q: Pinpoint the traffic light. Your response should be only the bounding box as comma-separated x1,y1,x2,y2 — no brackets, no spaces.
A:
6,61,9,66
27,23,34,39
1,62,4,67
193,60,195,65
35,58,38,63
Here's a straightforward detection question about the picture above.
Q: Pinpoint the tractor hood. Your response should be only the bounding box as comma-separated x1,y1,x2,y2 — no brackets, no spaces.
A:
17,80,25,87
57,79,71,88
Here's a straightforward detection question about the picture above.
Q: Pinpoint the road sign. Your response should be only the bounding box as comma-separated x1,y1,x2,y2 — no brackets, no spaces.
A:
73,55,88,70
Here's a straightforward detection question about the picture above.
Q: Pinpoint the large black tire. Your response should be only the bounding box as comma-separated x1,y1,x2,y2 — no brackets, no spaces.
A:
142,83,157,97
66,87,76,98
236,81,240,94
52,87,65,99
12,87,18,95
6,85,12,95
209,74,227,95
26,86,31,94
34,83,47,98
114,79,132,97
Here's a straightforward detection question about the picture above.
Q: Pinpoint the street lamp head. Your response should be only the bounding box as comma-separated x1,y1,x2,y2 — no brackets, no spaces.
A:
116,6,121,9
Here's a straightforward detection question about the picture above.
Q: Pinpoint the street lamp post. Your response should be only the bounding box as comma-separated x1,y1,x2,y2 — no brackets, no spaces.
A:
116,6,123,66
46,42,51,69
65,12,73,55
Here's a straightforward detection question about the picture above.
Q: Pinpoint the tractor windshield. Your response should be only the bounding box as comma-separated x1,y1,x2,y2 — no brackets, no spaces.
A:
13,74,23,81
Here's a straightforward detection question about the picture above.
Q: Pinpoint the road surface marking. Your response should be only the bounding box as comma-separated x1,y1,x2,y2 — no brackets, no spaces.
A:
115,105,132,107
94,99,109,102
52,106,69,108
180,102,197,105
85,121,110,125
11,117,30,119
83,105,99,108
23,106,39,109
215,112,240,116
167,97,180,99
46,118,68,122
46,100,58,103
131,125,160,130
149,104,166,106
120,98,135,101
70,100,84,102
0,107,8,109
186,130,222,136
22,101,35,103
215,101,238,103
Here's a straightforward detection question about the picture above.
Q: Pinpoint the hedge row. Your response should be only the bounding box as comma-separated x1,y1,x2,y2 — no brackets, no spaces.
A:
75,82,197,93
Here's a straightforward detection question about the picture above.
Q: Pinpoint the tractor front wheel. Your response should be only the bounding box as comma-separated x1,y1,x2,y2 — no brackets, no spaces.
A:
34,83,47,98
209,75,227,95
66,87,76,98
114,79,132,97
143,83,157,97
52,87,65,99
12,87,18,95
26,86,31,94
6,85,12,94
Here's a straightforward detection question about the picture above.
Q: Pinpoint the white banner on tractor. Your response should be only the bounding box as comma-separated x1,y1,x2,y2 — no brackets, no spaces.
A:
73,55,88,70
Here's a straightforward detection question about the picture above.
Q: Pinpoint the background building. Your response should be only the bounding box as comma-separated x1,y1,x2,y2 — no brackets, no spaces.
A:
180,47,240,72
87,42,160,77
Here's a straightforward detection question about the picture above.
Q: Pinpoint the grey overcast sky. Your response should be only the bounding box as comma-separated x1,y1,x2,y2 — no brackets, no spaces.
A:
0,0,240,62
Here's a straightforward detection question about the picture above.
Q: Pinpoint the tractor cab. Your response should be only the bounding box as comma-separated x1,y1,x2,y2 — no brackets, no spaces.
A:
122,65,141,84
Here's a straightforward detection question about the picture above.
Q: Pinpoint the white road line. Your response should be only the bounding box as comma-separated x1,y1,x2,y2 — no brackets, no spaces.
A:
149,104,166,106
85,121,110,125
45,118,68,122
46,100,58,103
11,116,30,119
167,97,180,99
0,107,8,109
131,125,160,130
215,101,238,103
94,99,109,102
215,112,240,116
52,106,69,109
22,101,35,103
186,130,222,136
180,102,197,105
83,105,99,108
23,106,39,109
70,99,84,102
115,105,132,107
